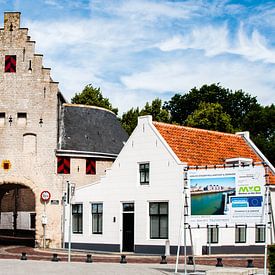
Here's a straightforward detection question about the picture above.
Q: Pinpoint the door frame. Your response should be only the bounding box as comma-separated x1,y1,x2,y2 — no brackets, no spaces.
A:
121,202,135,252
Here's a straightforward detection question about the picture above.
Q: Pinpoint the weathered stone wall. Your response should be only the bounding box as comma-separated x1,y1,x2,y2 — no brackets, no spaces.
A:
0,12,62,247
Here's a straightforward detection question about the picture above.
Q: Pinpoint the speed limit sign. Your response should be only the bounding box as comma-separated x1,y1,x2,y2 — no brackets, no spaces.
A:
40,190,51,202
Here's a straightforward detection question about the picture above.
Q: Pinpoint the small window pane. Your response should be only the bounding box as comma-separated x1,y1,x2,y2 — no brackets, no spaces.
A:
123,203,134,212
149,203,158,215
140,163,149,184
159,216,168,238
255,225,265,243
150,216,159,238
159,203,168,214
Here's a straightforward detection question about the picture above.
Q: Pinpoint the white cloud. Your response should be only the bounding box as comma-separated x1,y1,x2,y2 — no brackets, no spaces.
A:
121,55,275,106
13,0,275,114
158,24,275,64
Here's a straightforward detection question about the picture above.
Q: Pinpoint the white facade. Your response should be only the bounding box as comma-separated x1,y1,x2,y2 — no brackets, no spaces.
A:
65,116,273,255
65,116,185,253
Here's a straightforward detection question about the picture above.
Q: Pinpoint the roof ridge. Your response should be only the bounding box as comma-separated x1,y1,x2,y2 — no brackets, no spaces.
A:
63,103,115,115
152,121,241,138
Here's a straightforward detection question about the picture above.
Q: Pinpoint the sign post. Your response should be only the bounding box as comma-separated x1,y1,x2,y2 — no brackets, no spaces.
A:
67,181,75,262
40,190,51,249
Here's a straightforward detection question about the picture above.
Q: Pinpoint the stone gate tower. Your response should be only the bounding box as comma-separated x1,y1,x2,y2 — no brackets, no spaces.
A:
0,12,128,248
0,12,63,247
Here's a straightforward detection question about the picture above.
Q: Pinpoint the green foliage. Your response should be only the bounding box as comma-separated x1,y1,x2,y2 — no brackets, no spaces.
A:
140,98,170,123
164,83,259,129
185,102,234,132
120,107,140,136
120,98,169,135
242,104,275,165
71,84,118,115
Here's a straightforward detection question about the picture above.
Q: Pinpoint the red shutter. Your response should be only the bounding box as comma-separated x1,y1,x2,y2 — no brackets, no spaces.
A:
57,157,70,174
86,158,96,174
5,55,16,72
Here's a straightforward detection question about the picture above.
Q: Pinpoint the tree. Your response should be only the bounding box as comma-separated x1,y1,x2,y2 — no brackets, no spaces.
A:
241,104,275,165
120,98,169,135
71,84,118,115
164,83,259,129
120,107,140,135
185,102,234,132
140,98,170,123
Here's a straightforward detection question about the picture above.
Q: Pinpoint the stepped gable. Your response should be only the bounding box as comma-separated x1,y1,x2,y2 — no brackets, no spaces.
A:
60,104,128,156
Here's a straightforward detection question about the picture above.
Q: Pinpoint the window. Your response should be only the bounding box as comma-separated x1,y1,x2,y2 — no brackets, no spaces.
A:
92,203,103,234
235,225,247,243
207,225,219,244
5,55,16,72
140,163,149,184
57,157,70,174
30,213,36,229
149,202,168,239
23,133,37,154
0,112,5,126
17,112,27,126
72,204,83,234
123,203,134,212
86,158,96,174
255,225,265,243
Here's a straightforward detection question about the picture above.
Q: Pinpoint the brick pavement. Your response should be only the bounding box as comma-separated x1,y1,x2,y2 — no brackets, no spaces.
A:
0,245,265,269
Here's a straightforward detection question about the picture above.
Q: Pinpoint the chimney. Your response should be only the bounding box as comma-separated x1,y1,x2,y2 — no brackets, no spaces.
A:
4,12,21,31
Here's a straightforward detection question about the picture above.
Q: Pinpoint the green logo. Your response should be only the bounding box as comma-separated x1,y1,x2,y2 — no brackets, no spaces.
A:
238,185,261,194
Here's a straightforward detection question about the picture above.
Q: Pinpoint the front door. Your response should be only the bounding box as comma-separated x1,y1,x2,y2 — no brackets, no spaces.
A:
122,203,134,252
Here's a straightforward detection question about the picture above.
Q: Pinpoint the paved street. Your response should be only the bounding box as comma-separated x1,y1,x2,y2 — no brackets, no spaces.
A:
0,259,266,275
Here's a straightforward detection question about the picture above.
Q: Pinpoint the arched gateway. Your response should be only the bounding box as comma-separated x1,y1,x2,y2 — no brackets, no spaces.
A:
0,12,128,249
0,182,36,246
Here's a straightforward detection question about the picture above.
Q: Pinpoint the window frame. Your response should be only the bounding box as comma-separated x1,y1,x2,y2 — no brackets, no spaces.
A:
149,202,168,239
92,203,103,234
139,162,150,185
86,158,96,175
235,224,247,243
255,224,266,243
207,225,219,244
5,55,16,73
57,156,71,174
72,204,83,234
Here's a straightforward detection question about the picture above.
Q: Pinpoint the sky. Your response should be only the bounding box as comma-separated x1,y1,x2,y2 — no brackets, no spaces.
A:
1,0,275,115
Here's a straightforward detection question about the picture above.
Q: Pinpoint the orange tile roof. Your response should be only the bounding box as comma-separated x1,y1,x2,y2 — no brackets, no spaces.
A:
153,121,275,184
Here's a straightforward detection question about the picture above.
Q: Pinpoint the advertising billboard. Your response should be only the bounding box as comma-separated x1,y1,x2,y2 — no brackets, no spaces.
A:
187,165,265,225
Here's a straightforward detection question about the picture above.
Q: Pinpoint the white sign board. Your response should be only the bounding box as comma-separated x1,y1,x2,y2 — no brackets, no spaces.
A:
187,165,265,225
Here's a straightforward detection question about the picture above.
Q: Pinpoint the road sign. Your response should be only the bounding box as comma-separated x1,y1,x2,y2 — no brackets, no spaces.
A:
40,190,51,202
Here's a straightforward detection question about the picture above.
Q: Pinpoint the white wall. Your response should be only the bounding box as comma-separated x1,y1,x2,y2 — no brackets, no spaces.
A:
65,116,185,251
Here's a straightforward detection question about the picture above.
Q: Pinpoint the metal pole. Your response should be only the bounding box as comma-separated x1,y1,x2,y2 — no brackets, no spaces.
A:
62,194,66,249
264,185,269,275
184,194,187,275
175,192,184,274
68,201,72,262
189,225,196,272
43,201,46,249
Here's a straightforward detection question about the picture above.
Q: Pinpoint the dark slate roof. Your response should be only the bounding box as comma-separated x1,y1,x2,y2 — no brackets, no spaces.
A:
60,104,128,156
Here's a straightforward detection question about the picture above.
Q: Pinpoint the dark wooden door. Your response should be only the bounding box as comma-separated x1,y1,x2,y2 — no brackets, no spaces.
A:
122,212,134,252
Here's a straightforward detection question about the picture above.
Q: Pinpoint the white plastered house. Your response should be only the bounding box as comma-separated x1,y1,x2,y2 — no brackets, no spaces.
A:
65,115,275,255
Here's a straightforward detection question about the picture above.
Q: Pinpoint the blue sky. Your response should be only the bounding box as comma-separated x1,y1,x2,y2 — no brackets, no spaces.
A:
1,0,275,114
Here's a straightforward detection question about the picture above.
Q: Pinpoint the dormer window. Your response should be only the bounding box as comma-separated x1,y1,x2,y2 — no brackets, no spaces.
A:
5,55,16,73
225,158,253,167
